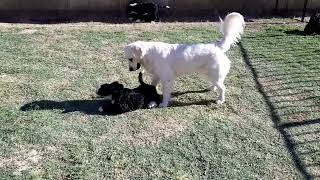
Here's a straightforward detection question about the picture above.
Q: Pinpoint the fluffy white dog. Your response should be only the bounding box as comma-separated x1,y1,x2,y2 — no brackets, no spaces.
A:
124,12,245,107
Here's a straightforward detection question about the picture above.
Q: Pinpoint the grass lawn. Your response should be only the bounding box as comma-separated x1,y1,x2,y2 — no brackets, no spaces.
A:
0,19,319,179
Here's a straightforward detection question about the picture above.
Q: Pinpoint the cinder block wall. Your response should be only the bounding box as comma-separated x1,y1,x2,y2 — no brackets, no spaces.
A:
0,0,128,11
173,0,276,14
0,0,318,14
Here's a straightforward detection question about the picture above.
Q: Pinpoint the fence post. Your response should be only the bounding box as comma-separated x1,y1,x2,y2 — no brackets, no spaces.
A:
301,0,309,22
275,0,279,12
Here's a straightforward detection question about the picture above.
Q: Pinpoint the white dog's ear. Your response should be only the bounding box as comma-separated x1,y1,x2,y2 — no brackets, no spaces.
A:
124,43,145,59
133,45,145,59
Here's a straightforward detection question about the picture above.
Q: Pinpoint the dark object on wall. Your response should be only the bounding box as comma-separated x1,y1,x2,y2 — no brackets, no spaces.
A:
127,0,170,22
304,11,320,35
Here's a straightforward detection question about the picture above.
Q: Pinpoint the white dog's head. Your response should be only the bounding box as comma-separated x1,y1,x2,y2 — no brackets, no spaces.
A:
124,41,146,71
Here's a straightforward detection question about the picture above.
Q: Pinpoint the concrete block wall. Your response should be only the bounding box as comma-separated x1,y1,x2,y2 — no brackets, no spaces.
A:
0,0,318,14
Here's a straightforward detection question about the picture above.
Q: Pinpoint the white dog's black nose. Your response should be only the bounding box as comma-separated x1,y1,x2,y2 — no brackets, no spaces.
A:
129,63,141,71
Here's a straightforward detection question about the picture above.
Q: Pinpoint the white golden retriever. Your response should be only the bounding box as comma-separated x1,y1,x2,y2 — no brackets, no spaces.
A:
124,12,245,107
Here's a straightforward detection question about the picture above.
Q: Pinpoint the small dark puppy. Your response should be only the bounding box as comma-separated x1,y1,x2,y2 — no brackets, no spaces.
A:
304,11,320,35
100,88,145,115
97,81,144,115
127,0,170,22
97,72,161,115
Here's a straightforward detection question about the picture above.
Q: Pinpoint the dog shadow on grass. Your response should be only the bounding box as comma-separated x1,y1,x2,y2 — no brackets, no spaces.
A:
172,89,211,97
170,99,213,107
20,99,108,115
20,90,213,115
284,30,306,36
171,89,219,106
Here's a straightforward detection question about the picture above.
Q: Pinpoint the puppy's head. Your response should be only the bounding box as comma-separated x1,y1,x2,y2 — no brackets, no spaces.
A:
124,42,146,71
96,81,124,97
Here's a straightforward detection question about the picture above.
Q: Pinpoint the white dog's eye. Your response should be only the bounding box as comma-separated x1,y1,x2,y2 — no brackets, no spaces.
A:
129,58,133,62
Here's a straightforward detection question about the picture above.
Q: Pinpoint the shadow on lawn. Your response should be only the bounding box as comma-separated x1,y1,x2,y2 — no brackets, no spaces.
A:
20,89,214,115
20,99,107,115
285,30,307,36
239,42,320,179
172,89,211,97
245,29,319,39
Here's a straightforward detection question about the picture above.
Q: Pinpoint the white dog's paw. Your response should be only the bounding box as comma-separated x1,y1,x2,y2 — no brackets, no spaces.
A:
208,86,217,91
159,102,168,108
215,99,225,105
213,86,218,91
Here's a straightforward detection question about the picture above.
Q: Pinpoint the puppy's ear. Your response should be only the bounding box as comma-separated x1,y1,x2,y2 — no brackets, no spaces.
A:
112,81,120,85
113,81,124,89
118,84,124,89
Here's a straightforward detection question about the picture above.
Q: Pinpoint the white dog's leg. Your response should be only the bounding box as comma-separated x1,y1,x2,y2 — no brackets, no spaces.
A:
151,76,160,87
208,85,217,91
215,82,226,104
159,80,174,107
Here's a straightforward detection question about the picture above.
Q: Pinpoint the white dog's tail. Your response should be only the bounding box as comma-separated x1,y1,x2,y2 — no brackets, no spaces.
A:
218,12,245,52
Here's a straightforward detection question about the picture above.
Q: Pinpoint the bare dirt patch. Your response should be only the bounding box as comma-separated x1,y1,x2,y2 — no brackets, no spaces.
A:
0,149,43,175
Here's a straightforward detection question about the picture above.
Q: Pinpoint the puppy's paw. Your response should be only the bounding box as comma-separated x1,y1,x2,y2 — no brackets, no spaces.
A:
98,106,104,112
148,101,157,109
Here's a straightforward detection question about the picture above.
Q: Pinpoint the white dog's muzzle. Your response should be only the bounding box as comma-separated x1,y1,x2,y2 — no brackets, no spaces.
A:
129,63,141,71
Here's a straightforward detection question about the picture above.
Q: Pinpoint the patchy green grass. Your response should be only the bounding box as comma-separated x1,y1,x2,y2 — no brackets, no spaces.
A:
240,24,320,179
0,20,319,179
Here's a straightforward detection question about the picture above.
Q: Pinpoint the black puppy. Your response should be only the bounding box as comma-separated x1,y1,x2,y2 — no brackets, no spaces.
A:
97,81,144,115
304,11,320,35
127,0,170,22
97,72,161,115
